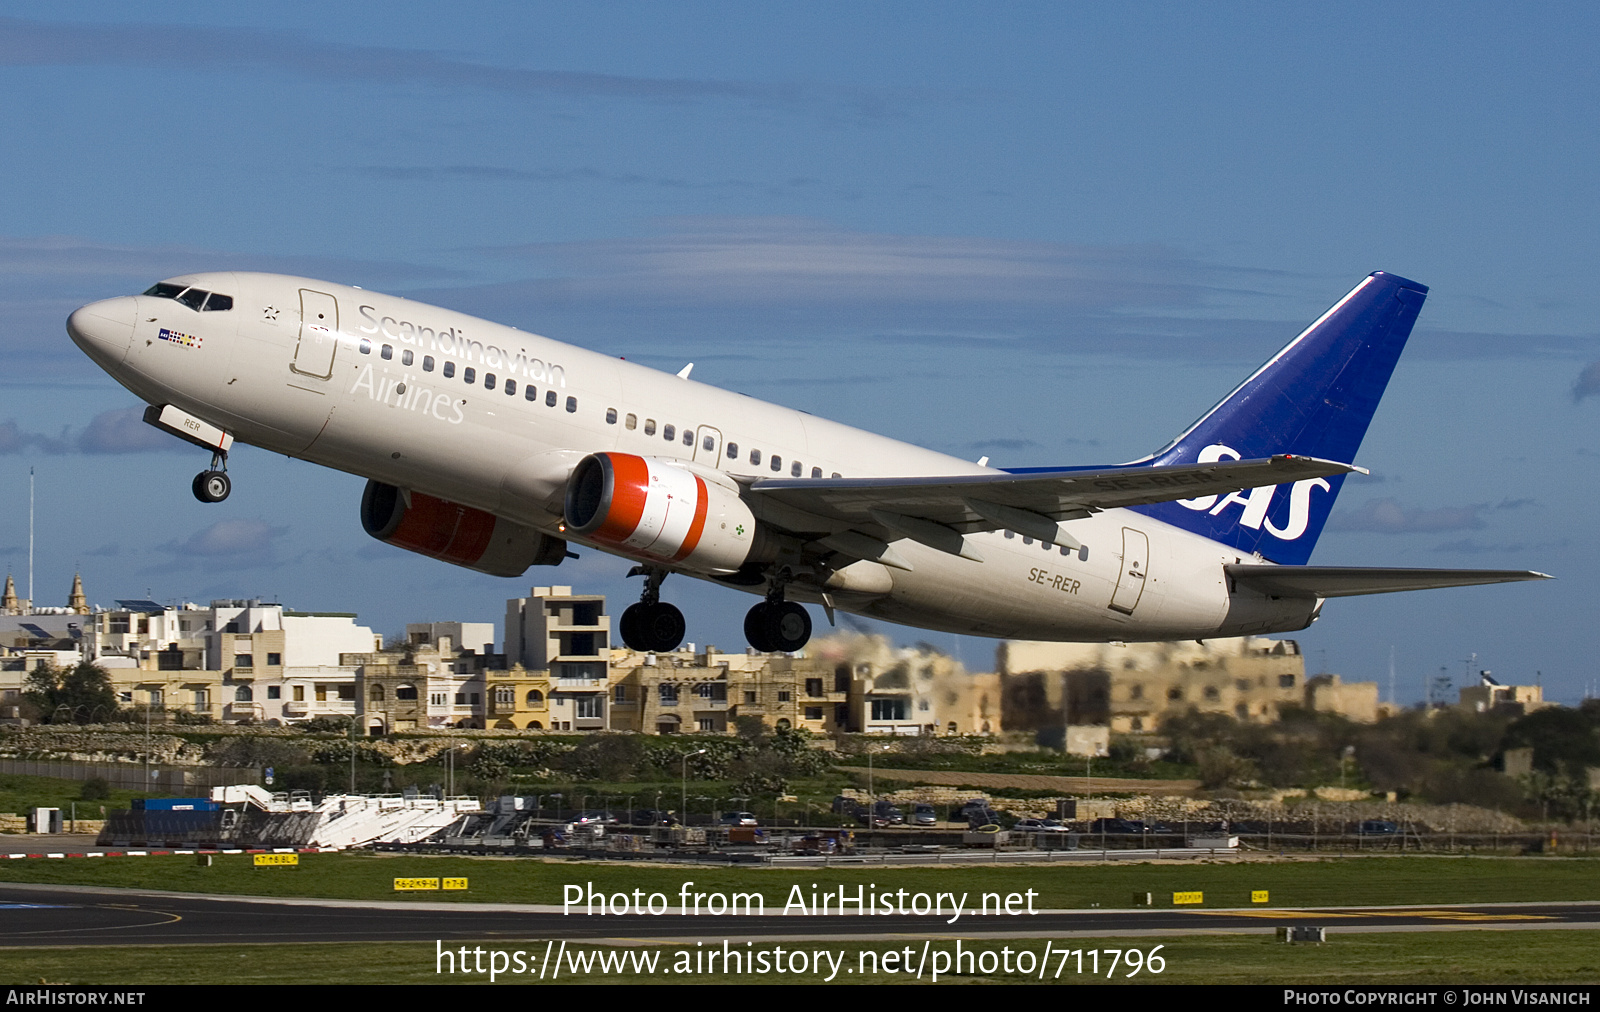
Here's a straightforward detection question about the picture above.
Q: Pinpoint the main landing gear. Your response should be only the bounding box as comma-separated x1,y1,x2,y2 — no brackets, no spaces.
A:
619,567,686,653
191,449,231,503
745,595,812,653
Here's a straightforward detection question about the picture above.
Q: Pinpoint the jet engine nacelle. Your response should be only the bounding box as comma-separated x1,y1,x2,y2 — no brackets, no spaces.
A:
360,480,567,577
564,452,760,574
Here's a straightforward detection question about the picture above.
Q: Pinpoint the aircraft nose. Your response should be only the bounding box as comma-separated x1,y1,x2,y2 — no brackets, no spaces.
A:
67,298,136,366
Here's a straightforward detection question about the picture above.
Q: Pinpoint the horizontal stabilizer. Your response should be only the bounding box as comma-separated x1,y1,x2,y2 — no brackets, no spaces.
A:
1227,565,1551,599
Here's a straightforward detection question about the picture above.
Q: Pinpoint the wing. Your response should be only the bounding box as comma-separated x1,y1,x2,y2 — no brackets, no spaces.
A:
745,454,1360,568
1226,565,1552,599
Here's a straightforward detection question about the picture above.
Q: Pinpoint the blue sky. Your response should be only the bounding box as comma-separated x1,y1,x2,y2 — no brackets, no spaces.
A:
1,2,1596,702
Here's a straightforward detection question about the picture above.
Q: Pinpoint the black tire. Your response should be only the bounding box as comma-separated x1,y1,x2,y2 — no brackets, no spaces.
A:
744,603,775,652
193,470,231,503
765,601,812,652
642,602,685,652
619,603,647,651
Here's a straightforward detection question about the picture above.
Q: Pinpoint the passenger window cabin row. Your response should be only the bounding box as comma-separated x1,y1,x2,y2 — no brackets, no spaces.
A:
356,335,846,479
610,411,842,480
358,339,577,412
1003,529,1091,561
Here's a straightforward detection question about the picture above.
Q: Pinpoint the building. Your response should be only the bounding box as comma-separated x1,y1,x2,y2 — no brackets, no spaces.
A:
806,634,1001,737
6,578,1005,737
354,629,495,734
998,636,1380,738
1000,636,1310,735
0,594,384,725
1459,673,1550,716
505,588,607,673
481,587,998,736
1305,673,1381,723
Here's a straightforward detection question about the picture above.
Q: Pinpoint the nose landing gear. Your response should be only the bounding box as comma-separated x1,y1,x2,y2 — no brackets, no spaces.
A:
619,567,686,652
191,449,231,503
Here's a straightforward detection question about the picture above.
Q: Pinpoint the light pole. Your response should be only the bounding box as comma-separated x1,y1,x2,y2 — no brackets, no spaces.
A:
681,748,707,821
446,742,468,796
867,743,889,806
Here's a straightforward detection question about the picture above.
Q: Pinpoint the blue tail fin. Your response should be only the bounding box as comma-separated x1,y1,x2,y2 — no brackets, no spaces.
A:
1131,271,1427,565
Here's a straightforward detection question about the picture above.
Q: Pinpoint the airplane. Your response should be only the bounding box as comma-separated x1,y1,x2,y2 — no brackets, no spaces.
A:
66,270,1547,653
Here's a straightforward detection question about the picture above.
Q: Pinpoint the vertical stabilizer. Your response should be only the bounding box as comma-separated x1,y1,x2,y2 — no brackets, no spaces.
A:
1132,272,1427,565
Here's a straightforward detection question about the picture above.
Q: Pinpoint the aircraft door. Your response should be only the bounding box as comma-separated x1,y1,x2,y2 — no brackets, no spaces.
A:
1108,527,1150,615
292,289,339,379
694,426,723,467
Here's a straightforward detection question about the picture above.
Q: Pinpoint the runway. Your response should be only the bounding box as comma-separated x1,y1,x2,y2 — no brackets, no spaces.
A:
2,883,1596,947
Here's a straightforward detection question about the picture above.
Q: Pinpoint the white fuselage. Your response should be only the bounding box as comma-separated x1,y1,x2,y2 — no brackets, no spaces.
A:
69,271,1317,642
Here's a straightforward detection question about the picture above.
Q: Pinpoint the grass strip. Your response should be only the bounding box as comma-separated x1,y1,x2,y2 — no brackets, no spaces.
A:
0,852,1597,911
2,930,1596,985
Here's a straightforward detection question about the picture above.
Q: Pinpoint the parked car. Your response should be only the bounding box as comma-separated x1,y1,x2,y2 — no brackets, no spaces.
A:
965,808,1002,829
1015,818,1072,834
571,811,617,826
1358,820,1399,835
911,803,938,827
872,801,904,826
851,808,894,828
1087,818,1146,834
952,799,992,822
719,811,759,827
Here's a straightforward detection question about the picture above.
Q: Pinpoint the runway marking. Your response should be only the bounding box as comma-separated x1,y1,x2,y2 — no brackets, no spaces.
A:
0,903,185,940
1194,910,1553,922
1195,910,1358,919
1364,910,1553,922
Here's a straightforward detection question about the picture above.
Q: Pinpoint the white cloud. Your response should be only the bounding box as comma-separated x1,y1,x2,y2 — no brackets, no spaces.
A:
156,519,288,570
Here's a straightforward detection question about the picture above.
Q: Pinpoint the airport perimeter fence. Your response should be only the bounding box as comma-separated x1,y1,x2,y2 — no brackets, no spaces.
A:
1057,829,1598,856
0,758,262,793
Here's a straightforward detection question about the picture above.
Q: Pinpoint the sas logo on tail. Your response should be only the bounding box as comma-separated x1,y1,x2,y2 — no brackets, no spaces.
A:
1176,443,1330,541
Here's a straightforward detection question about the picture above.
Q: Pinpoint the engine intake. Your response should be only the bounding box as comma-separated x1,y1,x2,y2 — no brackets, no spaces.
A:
361,480,566,577
565,453,760,574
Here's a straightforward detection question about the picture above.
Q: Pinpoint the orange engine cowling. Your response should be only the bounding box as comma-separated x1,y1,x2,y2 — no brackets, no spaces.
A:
360,480,567,577
564,453,760,574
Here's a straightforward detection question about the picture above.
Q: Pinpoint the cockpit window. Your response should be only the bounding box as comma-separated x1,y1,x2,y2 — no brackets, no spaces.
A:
142,282,233,312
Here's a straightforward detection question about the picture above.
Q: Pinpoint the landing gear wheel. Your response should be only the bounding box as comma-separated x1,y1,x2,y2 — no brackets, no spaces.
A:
640,602,685,652
745,601,812,652
744,603,776,653
192,470,231,503
766,601,812,652
619,603,647,651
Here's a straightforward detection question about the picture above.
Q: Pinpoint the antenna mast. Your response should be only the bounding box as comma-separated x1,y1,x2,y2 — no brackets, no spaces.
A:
1388,645,1396,706
28,467,34,612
